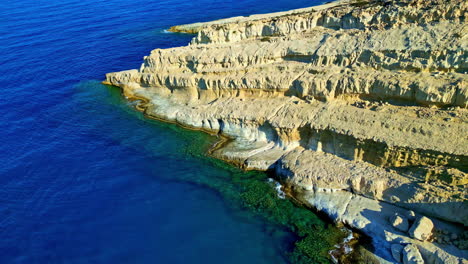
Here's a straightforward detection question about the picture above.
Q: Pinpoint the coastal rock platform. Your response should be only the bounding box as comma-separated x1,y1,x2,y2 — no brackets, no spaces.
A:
105,0,468,262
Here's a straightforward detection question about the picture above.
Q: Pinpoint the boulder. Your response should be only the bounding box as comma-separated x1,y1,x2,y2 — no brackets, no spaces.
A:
406,210,416,221
409,216,434,241
391,243,404,263
390,213,410,232
403,244,424,264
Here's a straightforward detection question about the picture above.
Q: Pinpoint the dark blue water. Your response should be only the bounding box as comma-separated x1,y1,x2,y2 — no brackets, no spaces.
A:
0,0,323,263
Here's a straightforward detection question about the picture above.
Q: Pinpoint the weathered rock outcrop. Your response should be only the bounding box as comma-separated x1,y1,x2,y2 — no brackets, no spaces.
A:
105,0,468,262
403,244,425,264
409,216,435,241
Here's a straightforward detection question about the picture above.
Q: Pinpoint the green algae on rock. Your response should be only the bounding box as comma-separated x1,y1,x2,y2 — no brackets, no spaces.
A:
169,127,348,264
107,83,349,263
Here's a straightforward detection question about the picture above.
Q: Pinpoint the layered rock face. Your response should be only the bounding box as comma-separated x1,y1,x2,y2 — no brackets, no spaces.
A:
105,0,467,262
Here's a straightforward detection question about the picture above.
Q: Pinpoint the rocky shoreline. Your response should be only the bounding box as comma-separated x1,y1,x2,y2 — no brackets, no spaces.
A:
104,0,467,263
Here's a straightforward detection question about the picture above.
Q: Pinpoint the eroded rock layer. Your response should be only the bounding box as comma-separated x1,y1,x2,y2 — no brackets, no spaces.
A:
105,0,468,262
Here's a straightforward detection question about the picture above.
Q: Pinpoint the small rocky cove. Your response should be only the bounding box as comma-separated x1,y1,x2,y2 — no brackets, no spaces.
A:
105,0,468,263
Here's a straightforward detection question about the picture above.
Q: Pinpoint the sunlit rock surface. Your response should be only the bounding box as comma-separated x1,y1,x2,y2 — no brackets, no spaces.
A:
105,0,468,262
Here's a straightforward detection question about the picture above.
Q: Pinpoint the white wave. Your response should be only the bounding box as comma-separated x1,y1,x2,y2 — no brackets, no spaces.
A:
329,227,355,263
267,178,286,199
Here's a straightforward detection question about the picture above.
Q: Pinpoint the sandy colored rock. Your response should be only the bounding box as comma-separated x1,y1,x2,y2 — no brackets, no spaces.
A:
409,216,435,241
391,214,410,233
403,244,424,264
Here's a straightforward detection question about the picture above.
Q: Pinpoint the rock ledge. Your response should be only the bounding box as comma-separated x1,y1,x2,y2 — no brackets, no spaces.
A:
105,0,468,262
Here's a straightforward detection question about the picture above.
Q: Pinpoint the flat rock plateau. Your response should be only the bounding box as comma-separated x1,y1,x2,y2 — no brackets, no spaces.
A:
105,0,468,263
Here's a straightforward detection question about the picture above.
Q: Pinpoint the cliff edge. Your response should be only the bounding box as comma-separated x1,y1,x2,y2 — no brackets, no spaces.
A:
105,0,468,263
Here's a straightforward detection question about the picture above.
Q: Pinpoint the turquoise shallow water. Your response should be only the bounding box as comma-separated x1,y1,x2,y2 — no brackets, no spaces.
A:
0,0,339,263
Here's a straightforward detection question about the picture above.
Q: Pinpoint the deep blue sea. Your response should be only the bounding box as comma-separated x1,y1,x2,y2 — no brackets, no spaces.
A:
0,0,325,263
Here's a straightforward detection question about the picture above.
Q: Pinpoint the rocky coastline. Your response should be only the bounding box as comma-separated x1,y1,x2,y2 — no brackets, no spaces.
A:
104,0,468,263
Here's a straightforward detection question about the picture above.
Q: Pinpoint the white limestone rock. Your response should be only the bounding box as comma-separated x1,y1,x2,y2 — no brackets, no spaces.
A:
104,0,468,263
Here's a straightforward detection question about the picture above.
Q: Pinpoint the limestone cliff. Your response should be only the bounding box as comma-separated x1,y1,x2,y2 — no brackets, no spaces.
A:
105,0,468,263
